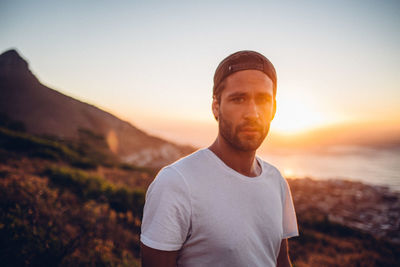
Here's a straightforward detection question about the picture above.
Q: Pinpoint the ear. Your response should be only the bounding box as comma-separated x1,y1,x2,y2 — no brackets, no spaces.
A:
212,96,219,121
271,99,277,121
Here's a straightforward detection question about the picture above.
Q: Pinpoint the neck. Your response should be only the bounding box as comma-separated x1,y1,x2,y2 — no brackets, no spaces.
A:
208,135,261,177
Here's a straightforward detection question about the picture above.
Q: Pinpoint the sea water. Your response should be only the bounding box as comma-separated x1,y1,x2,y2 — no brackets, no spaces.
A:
261,146,400,193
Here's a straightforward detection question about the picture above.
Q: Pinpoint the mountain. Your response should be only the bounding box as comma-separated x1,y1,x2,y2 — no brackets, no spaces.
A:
0,49,194,168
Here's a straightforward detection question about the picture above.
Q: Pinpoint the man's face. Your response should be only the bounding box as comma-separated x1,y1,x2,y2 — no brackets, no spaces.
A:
212,70,276,152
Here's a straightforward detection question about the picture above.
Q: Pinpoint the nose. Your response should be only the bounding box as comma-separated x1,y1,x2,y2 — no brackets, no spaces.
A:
243,99,260,120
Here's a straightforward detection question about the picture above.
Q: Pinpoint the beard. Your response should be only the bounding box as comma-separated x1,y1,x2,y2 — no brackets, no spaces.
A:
218,111,270,152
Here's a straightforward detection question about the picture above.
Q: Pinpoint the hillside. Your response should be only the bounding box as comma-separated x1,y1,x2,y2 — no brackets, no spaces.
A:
1,123,399,266
0,122,152,266
0,49,193,168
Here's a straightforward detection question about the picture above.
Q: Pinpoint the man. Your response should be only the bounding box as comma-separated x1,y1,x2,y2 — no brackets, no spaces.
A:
140,51,298,267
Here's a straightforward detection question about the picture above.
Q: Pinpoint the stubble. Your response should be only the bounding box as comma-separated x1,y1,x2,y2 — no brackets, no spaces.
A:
218,111,270,152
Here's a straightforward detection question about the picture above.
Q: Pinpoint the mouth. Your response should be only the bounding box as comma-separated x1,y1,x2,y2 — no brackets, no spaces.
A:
239,126,261,134
240,123,261,131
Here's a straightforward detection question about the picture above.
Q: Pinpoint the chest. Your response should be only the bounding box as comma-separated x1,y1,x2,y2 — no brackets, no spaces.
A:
187,179,284,254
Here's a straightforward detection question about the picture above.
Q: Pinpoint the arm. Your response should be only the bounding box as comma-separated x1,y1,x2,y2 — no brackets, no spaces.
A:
141,242,179,267
277,239,293,267
140,167,191,267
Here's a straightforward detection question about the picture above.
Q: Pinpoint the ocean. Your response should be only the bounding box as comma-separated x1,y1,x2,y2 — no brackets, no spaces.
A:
261,146,400,193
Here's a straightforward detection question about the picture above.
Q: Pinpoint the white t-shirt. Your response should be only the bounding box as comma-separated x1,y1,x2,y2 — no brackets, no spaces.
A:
141,148,298,267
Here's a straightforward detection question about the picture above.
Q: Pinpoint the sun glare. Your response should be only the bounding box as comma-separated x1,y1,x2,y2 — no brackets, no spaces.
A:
283,168,294,177
272,97,326,135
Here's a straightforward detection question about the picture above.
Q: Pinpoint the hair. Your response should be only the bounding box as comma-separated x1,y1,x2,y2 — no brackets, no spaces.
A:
212,50,277,104
213,80,226,104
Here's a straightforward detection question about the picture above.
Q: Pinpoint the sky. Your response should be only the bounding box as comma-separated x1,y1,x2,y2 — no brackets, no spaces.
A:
1,0,399,147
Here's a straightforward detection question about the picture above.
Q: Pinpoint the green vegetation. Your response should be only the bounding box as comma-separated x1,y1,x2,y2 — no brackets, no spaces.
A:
0,124,156,175
0,173,141,267
0,113,123,169
0,127,99,169
0,122,148,266
118,162,157,176
0,112,26,132
44,166,145,217
75,128,117,168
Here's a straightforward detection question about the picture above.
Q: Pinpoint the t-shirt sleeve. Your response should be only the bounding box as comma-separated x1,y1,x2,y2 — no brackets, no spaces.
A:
281,178,299,239
140,166,191,251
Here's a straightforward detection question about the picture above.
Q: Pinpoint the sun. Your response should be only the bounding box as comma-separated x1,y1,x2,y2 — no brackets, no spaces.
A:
272,96,326,135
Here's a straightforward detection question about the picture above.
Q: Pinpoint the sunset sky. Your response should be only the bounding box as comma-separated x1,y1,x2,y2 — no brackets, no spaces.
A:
1,0,399,147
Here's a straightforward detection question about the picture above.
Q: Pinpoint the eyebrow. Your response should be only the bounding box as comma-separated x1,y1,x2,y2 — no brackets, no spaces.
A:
227,92,273,99
227,92,247,98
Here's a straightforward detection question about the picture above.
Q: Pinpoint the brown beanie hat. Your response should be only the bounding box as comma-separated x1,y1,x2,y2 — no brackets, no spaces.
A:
213,50,277,98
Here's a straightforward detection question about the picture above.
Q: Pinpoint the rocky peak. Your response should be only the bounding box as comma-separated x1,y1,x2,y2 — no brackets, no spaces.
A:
0,49,36,81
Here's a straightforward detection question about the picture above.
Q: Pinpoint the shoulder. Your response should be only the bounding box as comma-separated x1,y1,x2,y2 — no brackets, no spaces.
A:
148,149,208,191
258,157,284,180
257,157,290,190
164,148,211,178
169,148,209,169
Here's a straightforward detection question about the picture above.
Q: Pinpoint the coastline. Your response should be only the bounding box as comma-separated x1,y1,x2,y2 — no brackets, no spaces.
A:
287,177,400,244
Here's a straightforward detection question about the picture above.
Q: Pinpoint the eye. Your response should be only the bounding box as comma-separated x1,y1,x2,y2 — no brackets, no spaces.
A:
256,96,271,105
232,97,245,103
